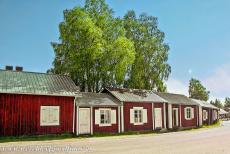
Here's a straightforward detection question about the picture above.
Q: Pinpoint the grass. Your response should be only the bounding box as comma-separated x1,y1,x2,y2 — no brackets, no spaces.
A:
0,121,222,143
201,120,221,129
92,130,157,138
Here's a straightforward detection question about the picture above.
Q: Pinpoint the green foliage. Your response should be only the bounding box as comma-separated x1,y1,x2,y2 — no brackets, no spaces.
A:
189,78,210,101
51,0,170,92
224,97,230,108
51,0,134,92
210,99,223,109
123,10,171,92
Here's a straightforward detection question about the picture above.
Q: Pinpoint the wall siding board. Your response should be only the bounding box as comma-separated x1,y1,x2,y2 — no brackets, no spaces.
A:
0,93,74,136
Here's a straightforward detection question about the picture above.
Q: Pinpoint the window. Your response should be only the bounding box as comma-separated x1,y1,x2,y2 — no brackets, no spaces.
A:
213,110,218,120
134,109,143,124
203,110,208,120
100,109,111,124
95,108,116,127
40,106,60,126
185,107,194,120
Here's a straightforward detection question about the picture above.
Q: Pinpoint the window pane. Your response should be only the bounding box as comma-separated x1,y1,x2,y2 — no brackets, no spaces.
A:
139,110,142,123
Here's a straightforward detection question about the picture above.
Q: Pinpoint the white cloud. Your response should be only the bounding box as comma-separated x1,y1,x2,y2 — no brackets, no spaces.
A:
167,63,230,102
203,63,230,100
166,78,188,96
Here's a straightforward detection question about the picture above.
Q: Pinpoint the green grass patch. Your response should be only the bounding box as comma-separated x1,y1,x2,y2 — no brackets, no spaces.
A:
201,121,221,129
0,133,74,143
92,130,159,138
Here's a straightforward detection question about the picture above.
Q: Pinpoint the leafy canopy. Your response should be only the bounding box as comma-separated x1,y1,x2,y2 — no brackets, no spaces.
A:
50,0,170,92
210,99,223,109
123,11,171,92
189,78,210,101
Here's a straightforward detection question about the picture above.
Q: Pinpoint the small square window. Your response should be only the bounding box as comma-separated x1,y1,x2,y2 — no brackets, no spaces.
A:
40,106,60,126
134,109,143,124
100,109,111,124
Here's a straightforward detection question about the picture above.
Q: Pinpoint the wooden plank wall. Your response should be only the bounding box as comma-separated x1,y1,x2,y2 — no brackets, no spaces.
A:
0,93,74,136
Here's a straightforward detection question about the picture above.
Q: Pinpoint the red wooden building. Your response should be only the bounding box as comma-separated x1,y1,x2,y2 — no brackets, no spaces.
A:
102,88,168,132
192,99,219,126
0,69,79,136
155,92,199,129
76,93,120,135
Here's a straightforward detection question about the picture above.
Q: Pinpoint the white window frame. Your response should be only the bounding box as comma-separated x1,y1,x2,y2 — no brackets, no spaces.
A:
99,109,112,126
134,109,143,125
184,107,193,120
40,106,60,126
203,110,208,121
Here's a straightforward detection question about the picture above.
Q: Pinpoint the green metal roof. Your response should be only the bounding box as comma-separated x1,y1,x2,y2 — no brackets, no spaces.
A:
103,88,168,103
77,93,120,106
192,99,219,109
155,92,198,105
0,70,79,96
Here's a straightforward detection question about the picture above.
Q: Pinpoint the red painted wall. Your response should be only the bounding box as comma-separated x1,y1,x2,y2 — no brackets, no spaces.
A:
181,105,197,127
0,93,74,136
93,107,118,133
123,102,153,131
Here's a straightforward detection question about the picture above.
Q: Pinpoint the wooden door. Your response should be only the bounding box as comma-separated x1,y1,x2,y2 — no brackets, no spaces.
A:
79,108,91,134
173,108,179,127
154,108,162,129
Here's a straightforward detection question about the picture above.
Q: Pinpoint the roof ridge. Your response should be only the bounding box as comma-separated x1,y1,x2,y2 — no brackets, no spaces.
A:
156,92,188,97
0,69,70,78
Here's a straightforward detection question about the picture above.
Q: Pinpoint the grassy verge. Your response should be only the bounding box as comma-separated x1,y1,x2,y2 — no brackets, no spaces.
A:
0,121,221,143
201,120,221,129
181,121,221,132
92,130,157,138
0,133,74,143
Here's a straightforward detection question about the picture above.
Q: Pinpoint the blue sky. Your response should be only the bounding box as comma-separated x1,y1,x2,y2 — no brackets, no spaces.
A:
0,0,230,101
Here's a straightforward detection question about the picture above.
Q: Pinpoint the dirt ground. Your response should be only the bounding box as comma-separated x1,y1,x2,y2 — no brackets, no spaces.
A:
1,122,230,154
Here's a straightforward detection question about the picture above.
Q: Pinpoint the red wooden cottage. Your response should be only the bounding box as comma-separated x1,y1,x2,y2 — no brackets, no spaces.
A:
155,92,199,129
102,88,168,132
0,69,79,136
76,93,120,135
192,99,219,126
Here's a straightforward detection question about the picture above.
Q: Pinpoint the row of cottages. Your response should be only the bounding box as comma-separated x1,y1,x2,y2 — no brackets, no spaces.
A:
192,99,219,126
0,69,220,136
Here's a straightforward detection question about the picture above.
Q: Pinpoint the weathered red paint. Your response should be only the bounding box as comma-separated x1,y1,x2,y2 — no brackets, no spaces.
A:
123,102,153,131
181,105,197,128
0,93,74,136
93,107,118,133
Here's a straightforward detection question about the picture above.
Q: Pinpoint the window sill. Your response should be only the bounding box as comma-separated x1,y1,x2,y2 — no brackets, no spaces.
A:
99,123,112,127
184,118,193,120
133,122,144,125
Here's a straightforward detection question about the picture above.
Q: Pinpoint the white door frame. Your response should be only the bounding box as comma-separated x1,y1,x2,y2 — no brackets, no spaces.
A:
173,108,179,127
154,108,162,129
79,108,91,135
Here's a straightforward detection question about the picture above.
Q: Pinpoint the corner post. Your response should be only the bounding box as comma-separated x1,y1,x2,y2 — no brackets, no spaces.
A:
90,106,93,135
121,102,124,132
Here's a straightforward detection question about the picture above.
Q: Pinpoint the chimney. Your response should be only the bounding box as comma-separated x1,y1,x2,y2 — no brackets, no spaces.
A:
5,65,13,71
15,66,23,72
